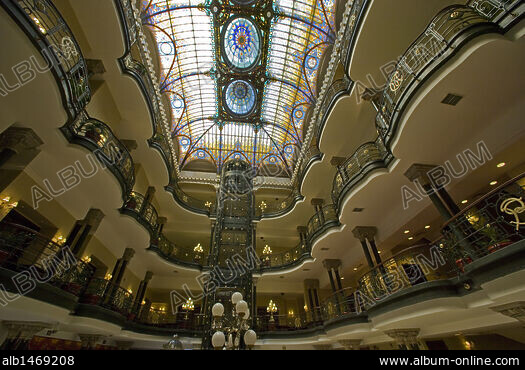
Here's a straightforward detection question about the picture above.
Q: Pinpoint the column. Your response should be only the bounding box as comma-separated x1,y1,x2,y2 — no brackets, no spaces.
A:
252,276,258,328
404,164,458,220
352,227,374,268
66,208,105,258
156,217,167,236
141,186,156,214
132,271,153,315
331,156,347,184
0,126,43,194
103,248,135,305
490,301,525,323
385,328,421,350
0,321,51,350
78,334,106,350
311,198,325,225
323,259,343,315
338,339,362,350
365,227,381,265
304,279,320,322
297,226,307,247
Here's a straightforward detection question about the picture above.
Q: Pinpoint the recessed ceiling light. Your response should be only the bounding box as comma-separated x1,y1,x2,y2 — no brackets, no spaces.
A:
353,267,358,271
340,277,345,280
490,181,498,186
461,200,468,204
408,237,414,240
425,225,430,229
320,247,329,251
378,251,382,254
404,230,410,234
497,162,506,168
353,208,364,213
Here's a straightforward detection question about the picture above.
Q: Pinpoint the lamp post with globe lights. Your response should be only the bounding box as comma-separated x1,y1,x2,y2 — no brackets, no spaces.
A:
210,291,257,350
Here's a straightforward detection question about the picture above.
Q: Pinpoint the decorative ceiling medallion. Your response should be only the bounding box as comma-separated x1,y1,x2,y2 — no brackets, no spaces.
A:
224,80,257,117
221,16,261,71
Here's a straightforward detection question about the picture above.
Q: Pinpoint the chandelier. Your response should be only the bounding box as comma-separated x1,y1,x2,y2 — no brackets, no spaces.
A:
266,300,277,322
210,291,257,350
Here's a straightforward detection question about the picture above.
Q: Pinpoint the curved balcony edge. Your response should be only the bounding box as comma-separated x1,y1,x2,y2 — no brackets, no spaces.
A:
378,2,525,150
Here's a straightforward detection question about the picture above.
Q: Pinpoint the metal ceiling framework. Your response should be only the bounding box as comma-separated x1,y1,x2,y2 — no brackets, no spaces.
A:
142,0,336,177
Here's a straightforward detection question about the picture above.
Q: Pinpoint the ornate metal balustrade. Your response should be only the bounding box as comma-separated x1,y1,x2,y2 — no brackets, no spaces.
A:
441,173,525,270
149,234,205,270
61,112,136,198
80,277,134,318
340,0,370,69
306,204,341,243
356,244,457,309
0,222,94,298
134,308,206,333
258,241,313,272
165,182,217,217
1,0,91,118
331,138,394,211
321,287,365,321
2,0,139,201
121,191,159,236
254,188,304,219
376,1,523,147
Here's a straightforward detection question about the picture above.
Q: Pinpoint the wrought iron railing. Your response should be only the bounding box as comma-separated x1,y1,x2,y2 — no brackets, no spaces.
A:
331,138,393,210
321,287,365,321
254,188,304,219
258,242,312,272
440,173,525,270
165,182,217,216
121,191,160,236
340,0,370,69
135,308,206,332
376,1,523,147
61,112,135,197
0,222,94,297
306,204,340,241
1,0,91,118
356,244,457,308
80,278,134,317
149,234,205,269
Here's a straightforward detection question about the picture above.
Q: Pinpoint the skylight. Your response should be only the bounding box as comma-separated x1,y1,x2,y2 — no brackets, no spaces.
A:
142,0,336,177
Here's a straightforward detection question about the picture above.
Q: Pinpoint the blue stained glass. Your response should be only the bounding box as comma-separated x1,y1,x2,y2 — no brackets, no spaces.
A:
224,80,256,116
222,17,260,70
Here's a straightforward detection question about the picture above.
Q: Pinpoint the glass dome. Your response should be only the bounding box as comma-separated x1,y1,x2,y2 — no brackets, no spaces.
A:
222,16,261,71
224,80,256,116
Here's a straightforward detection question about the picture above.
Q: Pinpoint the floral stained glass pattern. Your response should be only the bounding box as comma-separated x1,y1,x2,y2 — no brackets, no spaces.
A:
142,0,337,175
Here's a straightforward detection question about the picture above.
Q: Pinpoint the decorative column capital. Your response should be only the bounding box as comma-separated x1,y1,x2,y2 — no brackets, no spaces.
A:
310,198,324,207
144,271,154,282
1,321,52,340
385,328,421,345
121,140,138,152
78,334,106,349
322,259,342,270
352,226,377,241
84,208,105,227
304,279,320,290
490,301,525,323
404,164,439,185
0,127,43,152
122,247,135,262
338,339,362,350
330,156,346,167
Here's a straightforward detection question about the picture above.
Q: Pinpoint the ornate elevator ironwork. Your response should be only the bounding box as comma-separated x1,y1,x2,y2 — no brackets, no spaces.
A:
201,159,257,349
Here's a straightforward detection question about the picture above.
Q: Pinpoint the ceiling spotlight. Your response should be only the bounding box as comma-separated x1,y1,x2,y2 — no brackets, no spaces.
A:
425,225,430,229
497,162,506,168
408,237,414,240
490,180,498,186
404,230,410,234
378,251,382,254
353,267,358,271
340,277,345,280
461,200,468,204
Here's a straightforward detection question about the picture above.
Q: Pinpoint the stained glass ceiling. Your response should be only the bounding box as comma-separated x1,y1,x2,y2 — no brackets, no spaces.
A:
142,0,337,177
